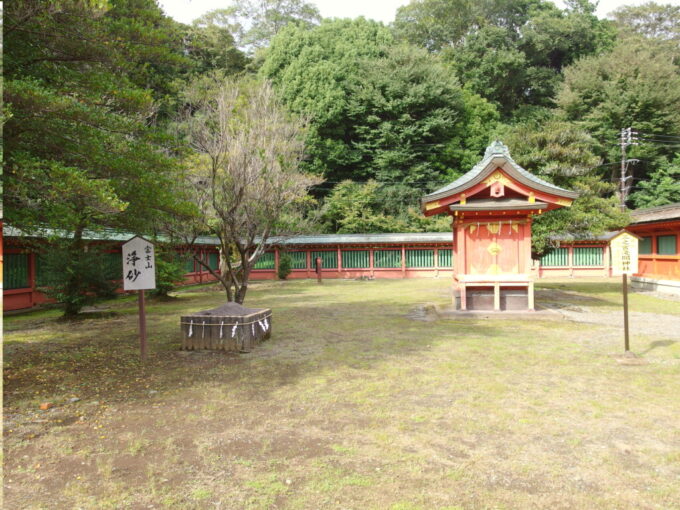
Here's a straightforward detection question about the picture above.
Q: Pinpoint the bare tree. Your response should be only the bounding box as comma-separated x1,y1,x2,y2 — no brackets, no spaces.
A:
180,77,320,303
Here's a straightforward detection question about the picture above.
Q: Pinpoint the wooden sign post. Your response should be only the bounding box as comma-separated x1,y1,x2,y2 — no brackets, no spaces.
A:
122,236,156,360
609,230,640,352
315,257,323,284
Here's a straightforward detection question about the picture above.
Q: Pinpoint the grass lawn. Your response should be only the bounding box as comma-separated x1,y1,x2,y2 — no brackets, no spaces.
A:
3,278,680,509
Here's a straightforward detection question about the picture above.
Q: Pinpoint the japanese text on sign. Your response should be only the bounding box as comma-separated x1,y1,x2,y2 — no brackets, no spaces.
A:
610,231,639,276
122,236,156,290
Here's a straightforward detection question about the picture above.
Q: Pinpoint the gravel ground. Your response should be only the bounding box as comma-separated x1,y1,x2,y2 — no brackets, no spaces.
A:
559,309,680,340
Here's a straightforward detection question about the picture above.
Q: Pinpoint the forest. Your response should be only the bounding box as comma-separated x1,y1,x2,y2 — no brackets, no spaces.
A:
4,0,680,306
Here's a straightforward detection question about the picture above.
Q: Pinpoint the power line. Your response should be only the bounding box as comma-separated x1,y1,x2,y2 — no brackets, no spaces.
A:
619,127,638,210
637,132,680,141
639,140,680,146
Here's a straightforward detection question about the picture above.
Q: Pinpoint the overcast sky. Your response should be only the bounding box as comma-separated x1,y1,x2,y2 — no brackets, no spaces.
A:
159,0,678,26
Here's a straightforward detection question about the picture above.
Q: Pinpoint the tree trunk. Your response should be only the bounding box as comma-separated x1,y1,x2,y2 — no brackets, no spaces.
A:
235,279,248,304
62,224,86,318
234,250,251,304
218,248,234,302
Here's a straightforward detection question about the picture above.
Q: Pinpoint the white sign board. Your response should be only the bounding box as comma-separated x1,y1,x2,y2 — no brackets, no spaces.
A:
610,231,639,276
122,236,156,291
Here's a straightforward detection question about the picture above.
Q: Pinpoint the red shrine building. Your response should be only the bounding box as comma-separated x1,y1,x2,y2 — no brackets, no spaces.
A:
422,141,578,311
627,202,680,296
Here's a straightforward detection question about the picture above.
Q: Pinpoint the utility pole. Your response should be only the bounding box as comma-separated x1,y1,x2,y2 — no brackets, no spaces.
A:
619,127,638,211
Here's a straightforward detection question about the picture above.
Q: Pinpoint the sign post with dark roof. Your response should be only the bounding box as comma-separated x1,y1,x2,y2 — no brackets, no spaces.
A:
422,141,578,311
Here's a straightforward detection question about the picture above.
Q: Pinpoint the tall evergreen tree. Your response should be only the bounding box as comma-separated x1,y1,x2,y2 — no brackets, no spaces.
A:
261,18,498,206
3,0,193,314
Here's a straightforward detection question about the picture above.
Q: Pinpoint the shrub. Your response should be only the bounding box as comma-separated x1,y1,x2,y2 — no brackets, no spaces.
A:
277,252,292,280
148,250,187,298
37,244,119,317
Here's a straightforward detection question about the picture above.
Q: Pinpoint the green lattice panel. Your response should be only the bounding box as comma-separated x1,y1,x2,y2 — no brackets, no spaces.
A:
639,237,652,255
573,247,603,267
254,252,275,270
36,254,49,287
540,248,568,267
406,249,434,268
289,251,307,270
658,235,677,255
311,251,338,269
374,250,401,268
342,250,369,269
184,254,195,273
208,252,219,271
104,252,123,279
4,253,29,290
438,249,453,268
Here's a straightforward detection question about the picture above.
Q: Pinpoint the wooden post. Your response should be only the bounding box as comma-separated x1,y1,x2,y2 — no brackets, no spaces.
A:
493,282,500,311
139,289,147,360
316,257,322,284
623,273,630,352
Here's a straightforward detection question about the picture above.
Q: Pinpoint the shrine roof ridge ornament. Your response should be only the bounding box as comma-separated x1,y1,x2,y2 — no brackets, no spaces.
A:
422,140,578,205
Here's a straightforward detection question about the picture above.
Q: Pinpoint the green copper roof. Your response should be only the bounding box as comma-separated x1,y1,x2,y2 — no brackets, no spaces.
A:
3,226,220,246
423,141,578,204
4,226,452,247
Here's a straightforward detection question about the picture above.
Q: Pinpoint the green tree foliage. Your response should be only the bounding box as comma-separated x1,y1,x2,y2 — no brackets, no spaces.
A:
393,0,549,52
261,18,498,210
558,37,680,186
503,120,629,253
195,0,321,54
148,247,188,298
630,154,680,208
4,0,192,314
37,243,119,317
277,253,293,280
612,2,680,43
320,180,450,234
186,13,249,76
104,0,195,120
259,18,391,180
392,0,479,52
348,45,498,186
394,0,612,117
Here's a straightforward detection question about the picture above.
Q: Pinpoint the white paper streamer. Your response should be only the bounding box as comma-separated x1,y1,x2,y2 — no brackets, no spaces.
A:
219,321,224,339
259,320,266,332
264,318,269,331
251,324,255,336
202,320,206,338
231,323,238,337
188,320,193,338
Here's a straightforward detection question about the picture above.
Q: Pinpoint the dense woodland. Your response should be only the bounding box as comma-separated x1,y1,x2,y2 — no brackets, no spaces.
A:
3,0,680,308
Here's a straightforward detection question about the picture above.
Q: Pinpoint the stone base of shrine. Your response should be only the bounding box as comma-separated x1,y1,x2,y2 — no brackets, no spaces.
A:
454,287,530,311
454,276,535,312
